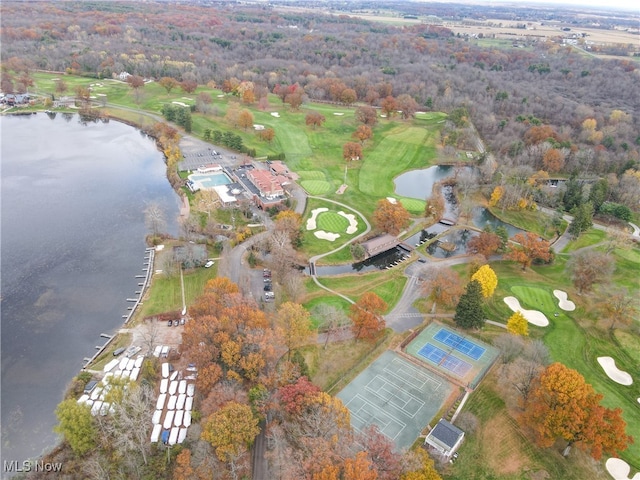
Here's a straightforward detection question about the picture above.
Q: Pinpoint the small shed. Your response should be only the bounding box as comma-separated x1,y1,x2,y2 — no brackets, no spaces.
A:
424,419,464,457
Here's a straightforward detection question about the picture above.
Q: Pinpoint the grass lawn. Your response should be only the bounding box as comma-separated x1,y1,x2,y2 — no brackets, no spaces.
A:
488,207,564,240
445,372,607,480
562,228,607,253
487,255,640,468
303,295,353,329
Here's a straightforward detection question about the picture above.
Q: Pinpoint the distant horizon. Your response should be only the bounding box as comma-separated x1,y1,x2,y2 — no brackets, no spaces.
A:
409,0,640,14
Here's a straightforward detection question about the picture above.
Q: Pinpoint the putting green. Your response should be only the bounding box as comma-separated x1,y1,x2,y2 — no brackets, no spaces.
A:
317,212,350,234
301,180,331,195
298,170,326,180
511,286,557,313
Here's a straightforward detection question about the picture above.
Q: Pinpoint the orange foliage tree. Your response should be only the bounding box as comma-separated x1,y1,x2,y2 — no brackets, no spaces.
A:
343,142,363,162
505,232,552,270
352,125,373,144
372,199,410,236
542,148,565,173
305,111,326,129
422,267,464,310
349,292,387,340
466,231,501,259
276,302,316,360
524,363,633,460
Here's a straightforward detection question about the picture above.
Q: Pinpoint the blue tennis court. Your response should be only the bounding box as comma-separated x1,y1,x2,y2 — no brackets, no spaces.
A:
434,328,485,360
417,344,472,377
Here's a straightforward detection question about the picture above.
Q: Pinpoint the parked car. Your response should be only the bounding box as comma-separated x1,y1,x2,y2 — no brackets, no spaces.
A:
173,319,180,327
167,319,173,327
204,260,215,268
264,284,272,292
180,317,185,325
84,380,98,394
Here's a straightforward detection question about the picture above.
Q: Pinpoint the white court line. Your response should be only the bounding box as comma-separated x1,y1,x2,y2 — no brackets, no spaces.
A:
365,376,425,418
347,394,406,440
385,358,443,391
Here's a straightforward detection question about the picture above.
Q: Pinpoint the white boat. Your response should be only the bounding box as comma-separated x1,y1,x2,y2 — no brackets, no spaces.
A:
134,356,144,368
167,395,177,410
160,379,168,394
130,367,140,382
152,409,162,425
118,357,129,371
177,427,187,444
169,427,179,445
178,380,187,395
163,410,175,429
153,345,162,357
183,411,192,427
176,393,186,410
100,402,110,416
90,387,103,401
104,359,120,373
150,424,162,443
168,380,178,395
185,396,193,411
170,371,178,381
120,369,131,379
161,363,170,378
174,410,184,427
113,370,123,379
103,372,114,384
126,359,136,371
186,383,195,397
77,394,90,405
156,393,166,410
161,345,169,357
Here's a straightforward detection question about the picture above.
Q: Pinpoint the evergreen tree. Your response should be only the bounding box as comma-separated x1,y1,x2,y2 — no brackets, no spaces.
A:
588,178,609,213
569,201,594,238
454,280,484,329
563,175,582,212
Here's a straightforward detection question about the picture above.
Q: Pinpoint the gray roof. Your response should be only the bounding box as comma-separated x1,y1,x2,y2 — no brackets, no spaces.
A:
429,419,464,449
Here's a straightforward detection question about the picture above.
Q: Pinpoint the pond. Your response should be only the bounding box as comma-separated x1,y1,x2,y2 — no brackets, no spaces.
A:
393,165,457,200
426,228,480,258
471,207,524,238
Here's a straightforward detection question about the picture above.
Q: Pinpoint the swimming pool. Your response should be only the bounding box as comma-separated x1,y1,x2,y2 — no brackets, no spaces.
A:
188,172,232,189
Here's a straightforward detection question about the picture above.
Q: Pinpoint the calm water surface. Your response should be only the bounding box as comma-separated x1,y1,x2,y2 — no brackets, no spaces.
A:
1,113,179,466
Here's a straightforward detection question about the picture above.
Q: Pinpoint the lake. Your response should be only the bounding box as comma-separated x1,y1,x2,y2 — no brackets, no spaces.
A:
0,113,180,467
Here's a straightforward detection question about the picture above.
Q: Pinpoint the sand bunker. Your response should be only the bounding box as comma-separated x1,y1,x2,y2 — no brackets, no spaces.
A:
338,211,358,234
333,112,344,116
606,458,640,480
270,112,280,117
314,230,340,241
553,290,576,311
597,357,633,386
386,197,397,204
503,297,549,327
172,101,189,107
306,208,328,230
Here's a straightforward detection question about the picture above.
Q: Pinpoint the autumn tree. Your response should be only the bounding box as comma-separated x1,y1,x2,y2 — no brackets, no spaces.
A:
285,92,303,110
542,148,565,173
54,399,97,456
422,266,464,310
524,363,633,459
202,401,260,477
350,292,388,340
454,280,484,329
566,250,614,294
340,88,357,106
505,232,552,270
380,95,397,119
159,76,179,93
55,78,68,95
277,302,316,359
343,142,363,162
400,448,442,480
470,264,498,298
126,74,145,89
506,311,528,336
372,199,410,236
396,94,419,120
305,111,326,129
467,231,501,259
258,127,275,143
602,287,637,330
355,105,378,126
359,425,403,480
180,79,198,94
238,109,254,130
352,125,373,144
274,210,303,245
173,449,195,480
